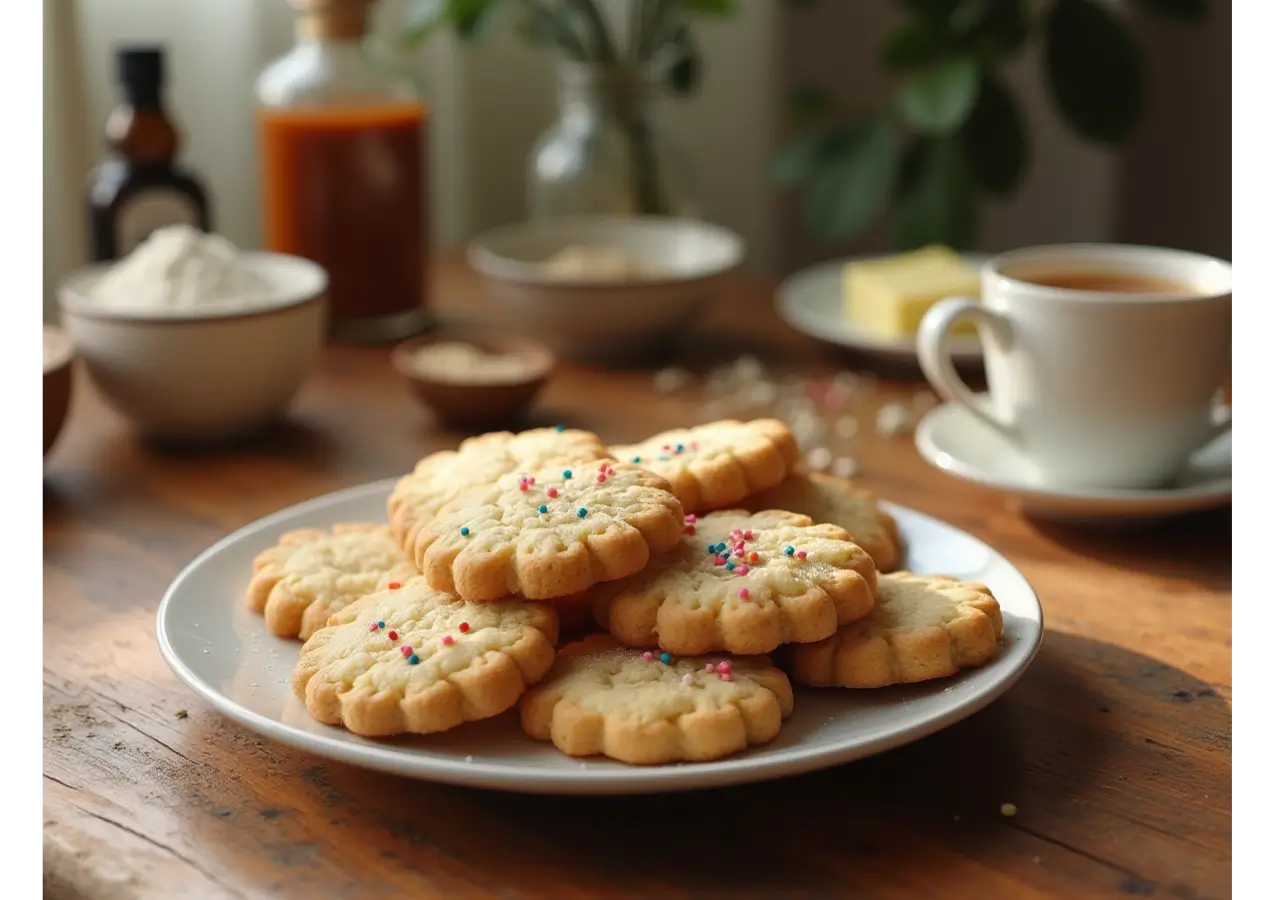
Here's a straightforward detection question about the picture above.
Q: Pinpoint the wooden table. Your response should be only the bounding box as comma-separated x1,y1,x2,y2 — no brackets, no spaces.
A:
44,261,1231,899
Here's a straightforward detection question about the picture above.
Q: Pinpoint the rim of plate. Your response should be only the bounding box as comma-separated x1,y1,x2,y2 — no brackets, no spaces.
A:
775,256,987,362
156,479,1044,795
914,404,1232,507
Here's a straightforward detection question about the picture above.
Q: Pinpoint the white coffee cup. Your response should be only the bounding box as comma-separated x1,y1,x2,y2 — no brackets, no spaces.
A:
917,243,1231,490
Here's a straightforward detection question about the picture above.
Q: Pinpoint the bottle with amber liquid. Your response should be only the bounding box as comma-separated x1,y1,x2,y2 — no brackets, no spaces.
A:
256,0,429,343
88,46,212,261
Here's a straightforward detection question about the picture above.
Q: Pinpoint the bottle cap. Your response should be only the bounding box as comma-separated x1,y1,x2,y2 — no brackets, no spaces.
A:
117,46,164,107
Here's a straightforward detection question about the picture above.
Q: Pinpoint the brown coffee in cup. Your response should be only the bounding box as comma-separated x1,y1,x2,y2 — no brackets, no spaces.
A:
1010,269,1194,294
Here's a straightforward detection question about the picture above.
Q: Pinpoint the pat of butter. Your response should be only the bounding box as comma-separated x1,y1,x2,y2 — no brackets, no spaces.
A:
843,245,980,337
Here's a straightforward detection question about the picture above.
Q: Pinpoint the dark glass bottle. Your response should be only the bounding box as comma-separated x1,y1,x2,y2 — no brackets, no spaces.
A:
87,46,211,262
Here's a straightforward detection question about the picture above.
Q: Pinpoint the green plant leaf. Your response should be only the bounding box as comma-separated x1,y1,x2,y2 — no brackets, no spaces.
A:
882,19,948,70
450,0,502,41
802,116,901,241
956,0,1032,60
960,73,1028,194
1044,0,1143,143
789,84,837,123
518,3,590,59
683,0,737,15
897,55,980,134
891,136,979,249
898,0,963,19
1135,0,1208,20
665,27,701,95
771,125,847,188
402,0,451,46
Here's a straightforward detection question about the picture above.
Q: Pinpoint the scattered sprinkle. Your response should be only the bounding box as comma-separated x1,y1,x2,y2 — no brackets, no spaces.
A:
577,507,588,518
460,526,471,536
377,621,385,629
387,630,398,640
807,446,833,471
797,550,808,560
832,456,859,479
685,514,697,523
682,673,694,685
705,663,715,672
459,623,470,633
631,456,642,463
714,557,726,567
675,443,685,453
519,482,530,492
643,651,655,661
726,561,735,571
408,654,420,665
388,582,402,590
738,588,750,600
720,672,733,682
401,645,413,656
660,652,671,664
368,623,379,632
442,635,455,646
547,487,559,498
744,530,754,540
876,403,912,437
717,661,732,672
659,454,670,461
653,366,692,392
748,552,760,563
596,473,607,483
539,504,548,513
562,469,573,479
555,424,566,432
707,545,717,554
784,546,795,556
1000,803,1017,817
684,524,696,535
737,565,750,575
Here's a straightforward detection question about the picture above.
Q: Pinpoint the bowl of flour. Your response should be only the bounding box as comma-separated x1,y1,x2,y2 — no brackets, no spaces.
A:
57,226,328,441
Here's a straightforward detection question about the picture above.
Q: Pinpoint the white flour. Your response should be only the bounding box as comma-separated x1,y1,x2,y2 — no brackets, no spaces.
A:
89,225,272,312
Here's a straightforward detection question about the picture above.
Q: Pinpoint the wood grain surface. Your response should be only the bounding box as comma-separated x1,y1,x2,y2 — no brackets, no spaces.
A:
43,260,1231,900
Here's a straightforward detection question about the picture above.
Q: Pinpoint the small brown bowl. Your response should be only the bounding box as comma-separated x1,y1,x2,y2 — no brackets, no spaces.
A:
391,330,556,429
44,325,75,457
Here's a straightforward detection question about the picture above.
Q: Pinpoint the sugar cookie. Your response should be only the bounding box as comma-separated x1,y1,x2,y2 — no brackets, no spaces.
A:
521,634,793,764
417,461,684,601
740,473,903,572
388,427,610,549
786,571,1003,688
611,419,800,513
593,509,877,655
246,524,418,640
293,578,558,736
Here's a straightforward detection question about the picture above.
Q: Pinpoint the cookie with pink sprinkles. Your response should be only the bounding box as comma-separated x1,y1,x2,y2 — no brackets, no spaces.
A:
592,509,878,656
520,634,794,765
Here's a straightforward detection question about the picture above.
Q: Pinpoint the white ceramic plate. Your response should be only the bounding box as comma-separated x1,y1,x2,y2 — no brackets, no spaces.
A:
775,255,988,364
157,479,1043,795
915,403,1233,522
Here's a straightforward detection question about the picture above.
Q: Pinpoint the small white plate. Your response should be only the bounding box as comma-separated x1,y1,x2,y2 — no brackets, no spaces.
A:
775,255,987,365
915,403,1232,522
157,479,1043,795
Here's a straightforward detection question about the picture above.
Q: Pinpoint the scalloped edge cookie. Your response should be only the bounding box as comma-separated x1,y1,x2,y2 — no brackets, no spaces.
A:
739,472,903,572
611,419,801,513
293,577,559,736
785,571,1003,688
246,523,419,640
520,634,794,765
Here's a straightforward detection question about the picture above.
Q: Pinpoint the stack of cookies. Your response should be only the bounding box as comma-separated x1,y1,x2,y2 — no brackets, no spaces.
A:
246,420,1004,766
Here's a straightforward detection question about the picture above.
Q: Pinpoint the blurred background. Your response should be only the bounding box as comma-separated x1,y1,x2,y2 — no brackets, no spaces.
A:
44,0,1230,319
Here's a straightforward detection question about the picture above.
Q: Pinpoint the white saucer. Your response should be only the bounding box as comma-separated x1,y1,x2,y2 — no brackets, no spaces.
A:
775,255,986,365
915,403,1232,522
157,478,1043,796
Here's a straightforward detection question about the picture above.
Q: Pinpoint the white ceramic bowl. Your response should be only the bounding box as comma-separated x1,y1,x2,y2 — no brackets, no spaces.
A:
467,216,744,361
57,253,327,441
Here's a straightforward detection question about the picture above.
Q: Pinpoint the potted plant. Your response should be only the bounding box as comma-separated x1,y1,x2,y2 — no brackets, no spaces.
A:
403,0,739,217
772,0,1212,249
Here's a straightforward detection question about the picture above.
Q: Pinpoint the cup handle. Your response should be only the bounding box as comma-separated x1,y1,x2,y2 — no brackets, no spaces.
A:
918,296,1017,440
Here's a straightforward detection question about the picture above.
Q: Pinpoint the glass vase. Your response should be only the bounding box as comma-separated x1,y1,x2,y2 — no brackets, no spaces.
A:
527,61,697,219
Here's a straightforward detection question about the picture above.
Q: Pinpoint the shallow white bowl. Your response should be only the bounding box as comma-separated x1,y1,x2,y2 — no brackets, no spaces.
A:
57,253,328,441
467,216,744,361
